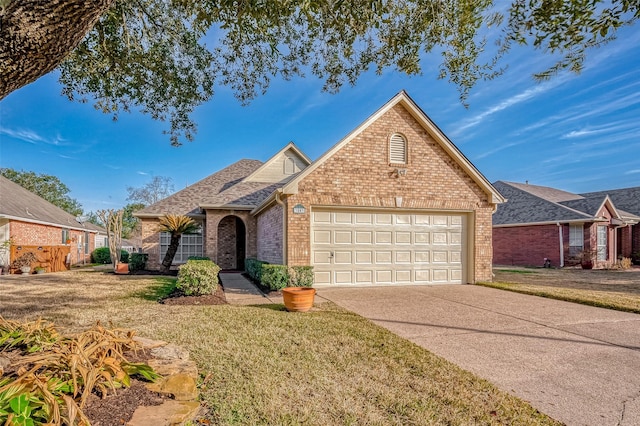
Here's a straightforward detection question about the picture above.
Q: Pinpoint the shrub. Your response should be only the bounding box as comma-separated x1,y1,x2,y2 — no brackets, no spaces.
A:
245,258,268,282
91,248,129,264
129,253,149,271
261,264,289,291
177,259,221,296
91,247,111,264
289,266,314,287
187,256,211,261
619,257,632,270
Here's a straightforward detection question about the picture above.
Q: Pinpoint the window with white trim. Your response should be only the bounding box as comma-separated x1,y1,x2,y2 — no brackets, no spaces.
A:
389,133,407,164
160,230,203,264
62,229,70,244
597,226,607,261
569,224,583,256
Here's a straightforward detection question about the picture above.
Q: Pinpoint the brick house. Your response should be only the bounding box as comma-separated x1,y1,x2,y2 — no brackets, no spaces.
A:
492,181,640,268
136,91,504,285
0,175,101,272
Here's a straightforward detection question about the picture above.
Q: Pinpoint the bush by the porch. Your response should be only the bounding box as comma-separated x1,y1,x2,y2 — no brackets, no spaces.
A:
261,264,289,291
91,247,129,264
129,253,149,271
245,258,268,282
177,259,221,296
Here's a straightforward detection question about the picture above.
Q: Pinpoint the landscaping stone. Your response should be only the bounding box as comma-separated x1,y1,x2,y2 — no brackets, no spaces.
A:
151,343,190,361
127,401,201,426
131,338,201,425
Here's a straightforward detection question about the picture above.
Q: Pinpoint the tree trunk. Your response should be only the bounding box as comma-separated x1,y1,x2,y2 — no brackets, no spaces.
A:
160,234,181,275
0,0,115,99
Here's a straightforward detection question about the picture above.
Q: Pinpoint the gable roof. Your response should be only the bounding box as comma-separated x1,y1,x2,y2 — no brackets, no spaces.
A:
136,144,312,217
0,176,98,232
580,186,640,217
135,159,265,217
279,90,505,205
492,181,640,226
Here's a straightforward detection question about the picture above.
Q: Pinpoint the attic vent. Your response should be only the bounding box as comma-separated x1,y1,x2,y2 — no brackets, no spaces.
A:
389,133,407,164
284,157,295,175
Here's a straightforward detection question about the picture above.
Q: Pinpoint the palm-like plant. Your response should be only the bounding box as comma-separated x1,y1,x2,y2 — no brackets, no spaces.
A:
158,214,199,274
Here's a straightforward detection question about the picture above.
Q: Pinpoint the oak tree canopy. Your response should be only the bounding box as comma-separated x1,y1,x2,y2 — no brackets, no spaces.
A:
1,0,637,146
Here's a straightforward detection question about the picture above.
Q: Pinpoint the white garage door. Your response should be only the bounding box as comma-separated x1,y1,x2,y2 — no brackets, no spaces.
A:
312,210,466,286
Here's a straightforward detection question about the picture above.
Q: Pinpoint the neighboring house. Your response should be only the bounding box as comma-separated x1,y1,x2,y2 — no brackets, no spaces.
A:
0,176,101,272
492,181,640,268
136,91,504,285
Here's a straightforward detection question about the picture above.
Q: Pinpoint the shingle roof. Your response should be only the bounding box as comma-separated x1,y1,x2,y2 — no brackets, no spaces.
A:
0,176,98,231
580,187,640,217
493,181,640,226
492,181,592,225
135,159,274,216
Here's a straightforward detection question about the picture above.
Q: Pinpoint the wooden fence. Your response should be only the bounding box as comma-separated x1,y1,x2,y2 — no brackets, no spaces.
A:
9,245,71,274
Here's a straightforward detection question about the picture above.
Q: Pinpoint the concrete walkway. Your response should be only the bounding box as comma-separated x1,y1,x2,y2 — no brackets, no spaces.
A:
219,272,283,305
318,284,640,426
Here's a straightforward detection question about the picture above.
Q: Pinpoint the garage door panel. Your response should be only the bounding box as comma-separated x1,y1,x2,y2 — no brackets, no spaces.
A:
312,209,466,285
355,251,372,264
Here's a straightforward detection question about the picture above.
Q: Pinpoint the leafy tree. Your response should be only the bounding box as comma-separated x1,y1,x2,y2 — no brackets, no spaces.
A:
84,211,104,227
126,176,174,206
158,214,199,274
0,168,83,216
1,1,637,145
122,203,145,239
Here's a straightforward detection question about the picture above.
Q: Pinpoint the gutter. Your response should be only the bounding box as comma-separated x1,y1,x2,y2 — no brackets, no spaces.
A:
0,214,99,233
557,223,564,267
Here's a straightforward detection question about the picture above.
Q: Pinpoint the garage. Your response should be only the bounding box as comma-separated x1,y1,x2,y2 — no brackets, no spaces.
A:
311,209,467,286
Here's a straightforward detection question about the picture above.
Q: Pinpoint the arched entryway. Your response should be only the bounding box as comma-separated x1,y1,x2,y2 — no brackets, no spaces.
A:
217,216,246,270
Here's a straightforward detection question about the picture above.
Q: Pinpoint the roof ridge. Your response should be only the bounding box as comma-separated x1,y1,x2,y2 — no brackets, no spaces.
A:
499,181,593,219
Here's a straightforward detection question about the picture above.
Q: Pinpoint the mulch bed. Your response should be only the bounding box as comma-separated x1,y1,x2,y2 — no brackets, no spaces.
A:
160,283,227,305
84,380,165,425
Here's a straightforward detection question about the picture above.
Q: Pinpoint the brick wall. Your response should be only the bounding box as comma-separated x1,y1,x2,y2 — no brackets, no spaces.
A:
493,224,561,267
141,218,161,270
204,210,256,268
9,220,94,265
257,204,283,264
284,103,495,283
632,224,640,257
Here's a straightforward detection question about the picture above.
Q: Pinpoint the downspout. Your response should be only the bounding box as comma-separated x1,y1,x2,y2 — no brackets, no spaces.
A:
557,223,564,268
275,191,287,265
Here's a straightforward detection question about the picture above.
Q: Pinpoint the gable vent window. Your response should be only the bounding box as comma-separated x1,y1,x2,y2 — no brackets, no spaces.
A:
389,133,407,164
284,157,296,175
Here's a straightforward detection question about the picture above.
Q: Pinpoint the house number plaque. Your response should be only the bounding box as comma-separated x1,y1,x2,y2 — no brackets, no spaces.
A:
293,204,306,214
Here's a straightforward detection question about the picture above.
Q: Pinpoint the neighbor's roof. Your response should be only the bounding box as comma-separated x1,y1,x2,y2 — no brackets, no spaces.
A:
580,186,640,217
492,181,640,226
0,175,98,232
134,159,275,217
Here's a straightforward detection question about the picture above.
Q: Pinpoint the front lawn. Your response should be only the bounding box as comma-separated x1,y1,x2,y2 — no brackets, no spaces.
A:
480,267,640,313
0,270,558,425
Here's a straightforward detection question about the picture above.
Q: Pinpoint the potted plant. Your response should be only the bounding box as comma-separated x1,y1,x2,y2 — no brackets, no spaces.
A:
34,266,46,274
10,252,38,275
282,287,316,312
580,249,595,270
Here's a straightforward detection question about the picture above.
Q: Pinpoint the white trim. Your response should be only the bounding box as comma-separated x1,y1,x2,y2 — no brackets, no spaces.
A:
557,223,564,267
280,91,505,206
243,142,312,183
494,218,609,228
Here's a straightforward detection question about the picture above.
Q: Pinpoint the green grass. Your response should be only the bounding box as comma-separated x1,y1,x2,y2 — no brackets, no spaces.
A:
1,273,560,425
478,281,640,314
496,269,538,274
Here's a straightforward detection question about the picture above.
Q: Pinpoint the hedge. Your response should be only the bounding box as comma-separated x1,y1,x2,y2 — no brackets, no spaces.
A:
245,258,269,282
129,253,149,271
261,264,289,291
91,247,129,264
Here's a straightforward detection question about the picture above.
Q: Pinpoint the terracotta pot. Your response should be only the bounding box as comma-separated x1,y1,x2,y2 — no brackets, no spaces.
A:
282,287,316,312
115,263,129,274
581,261,593,270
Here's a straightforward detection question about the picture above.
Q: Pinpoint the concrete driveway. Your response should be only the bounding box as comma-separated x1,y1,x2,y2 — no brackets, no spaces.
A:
317,285,640,426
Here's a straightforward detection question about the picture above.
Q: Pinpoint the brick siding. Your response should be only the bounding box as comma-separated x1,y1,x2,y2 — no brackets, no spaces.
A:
9,220,94,265
141,218,161,270
284,103,495,283
493,225,561,267
257,204,283,264
633,225,640,257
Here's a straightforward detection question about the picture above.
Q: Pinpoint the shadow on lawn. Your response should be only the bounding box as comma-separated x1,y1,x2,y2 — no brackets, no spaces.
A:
129,277,176,301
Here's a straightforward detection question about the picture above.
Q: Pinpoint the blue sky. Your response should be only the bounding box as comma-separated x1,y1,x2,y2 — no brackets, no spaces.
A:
1,24,639,214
